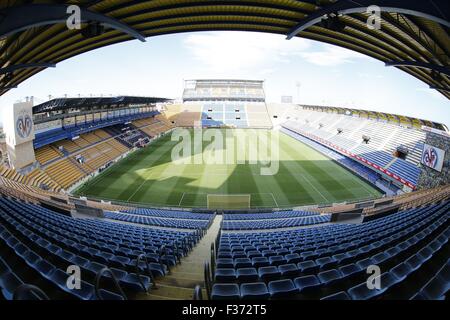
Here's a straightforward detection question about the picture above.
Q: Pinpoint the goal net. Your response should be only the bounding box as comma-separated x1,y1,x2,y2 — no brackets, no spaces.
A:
207,194,251,209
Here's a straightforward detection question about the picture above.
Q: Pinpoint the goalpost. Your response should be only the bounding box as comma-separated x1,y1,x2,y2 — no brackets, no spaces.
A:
207,194,251,209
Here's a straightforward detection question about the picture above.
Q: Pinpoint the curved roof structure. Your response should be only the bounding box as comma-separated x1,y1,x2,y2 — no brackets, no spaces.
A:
32,96,171,113
0,0,449,98
302,104,449,131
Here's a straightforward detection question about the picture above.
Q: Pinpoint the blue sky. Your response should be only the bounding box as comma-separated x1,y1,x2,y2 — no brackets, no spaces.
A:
0,31,448,127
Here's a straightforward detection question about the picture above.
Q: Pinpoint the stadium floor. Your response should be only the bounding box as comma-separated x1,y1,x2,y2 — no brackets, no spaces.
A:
73,129,382,208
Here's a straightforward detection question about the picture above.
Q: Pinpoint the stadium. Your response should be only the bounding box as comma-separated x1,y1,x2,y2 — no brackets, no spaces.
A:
0,0,449,305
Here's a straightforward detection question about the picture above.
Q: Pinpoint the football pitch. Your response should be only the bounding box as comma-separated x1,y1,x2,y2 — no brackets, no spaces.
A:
73,128,382,208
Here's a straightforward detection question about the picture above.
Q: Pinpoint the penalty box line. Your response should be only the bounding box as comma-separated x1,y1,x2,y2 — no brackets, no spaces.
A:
178,192,278,207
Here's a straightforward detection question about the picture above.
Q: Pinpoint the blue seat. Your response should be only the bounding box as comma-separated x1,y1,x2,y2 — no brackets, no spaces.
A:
23,250,42,267
390,263,413,282
252,257,269,268
14,243,29,258
297,260,318,273
97,288,125,300
372,252,389,264
232,251,246,259
318,269,343,285
109,255,130,267
268,279,297,298
347,273,397,300
240,282,270,299
332,252,351,264
417,276,449,300
121,272,151,292
285,253,301,264
415,260,450,300
211,284,240,300
294,275,321,293
85,261,107,277
258,266,281,282
278,264,298,277
356,257,374,270
34,260,56,277
269,255,287,266
214,268,236,282
218,252,232,259
320,291,351,300
315,256,336,269
0,271,23,300
68,255,89,268
59,250,75,262
216,258,234,268
234,258,252,268
405,254,423,271
246,251,262,259
236,268,259,282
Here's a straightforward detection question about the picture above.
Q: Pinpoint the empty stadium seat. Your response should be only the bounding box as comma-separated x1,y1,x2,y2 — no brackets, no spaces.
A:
240,282,270,299
211,284,240,300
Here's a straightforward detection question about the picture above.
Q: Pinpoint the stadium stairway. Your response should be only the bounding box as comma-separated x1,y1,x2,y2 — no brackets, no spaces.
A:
137,215,223,300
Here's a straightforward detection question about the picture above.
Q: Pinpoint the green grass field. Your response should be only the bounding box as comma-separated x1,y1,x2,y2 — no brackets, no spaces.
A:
73,129,382,208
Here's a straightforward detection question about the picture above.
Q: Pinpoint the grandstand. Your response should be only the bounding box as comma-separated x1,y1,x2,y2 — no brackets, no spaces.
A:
0,90,448,301
181,80,272,128
0,0,449,304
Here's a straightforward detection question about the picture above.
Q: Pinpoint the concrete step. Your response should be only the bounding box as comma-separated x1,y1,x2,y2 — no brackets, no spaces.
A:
158,275,204,289
140,215,223,300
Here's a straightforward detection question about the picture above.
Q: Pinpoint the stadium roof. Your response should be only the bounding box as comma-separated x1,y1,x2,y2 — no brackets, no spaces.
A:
302,104,449,131
32,96,171,113
0,1,449,98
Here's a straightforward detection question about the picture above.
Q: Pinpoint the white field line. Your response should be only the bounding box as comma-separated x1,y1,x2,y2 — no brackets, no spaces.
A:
270,192,279,207
178,192,186,206
302,174,328,202
126,178,148,202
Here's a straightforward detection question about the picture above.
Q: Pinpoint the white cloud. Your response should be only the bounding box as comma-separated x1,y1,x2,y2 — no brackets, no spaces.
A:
299,45,368,66
183,31,310,73
184,31,370,74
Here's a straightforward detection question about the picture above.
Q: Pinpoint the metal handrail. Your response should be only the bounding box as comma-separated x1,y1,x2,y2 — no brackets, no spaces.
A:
159,244,171,274
13,284,49,300
94,267,127,300
210,242,216,276
136,253,156,290
193,284,203,300
203,261,212,300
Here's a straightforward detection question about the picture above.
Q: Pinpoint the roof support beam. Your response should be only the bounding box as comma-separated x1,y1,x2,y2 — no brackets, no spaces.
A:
287,0,450,39
430,85,450,92
0,63,56,75
385,61,450,77
0,85,18,90
0,4,146,42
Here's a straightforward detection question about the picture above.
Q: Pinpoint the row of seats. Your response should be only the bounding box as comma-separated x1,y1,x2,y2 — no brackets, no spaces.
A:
25,169,60,191
282,120,422,187
105,211,213,230
33,111,159,149
389,160,422,186
44,158,85,189
0,196,205,299
281,128,381,185
210,200,449,299
122,208,214,220
221,214,331,230
223,210,319,221
34,145,63,165
412,258,449,300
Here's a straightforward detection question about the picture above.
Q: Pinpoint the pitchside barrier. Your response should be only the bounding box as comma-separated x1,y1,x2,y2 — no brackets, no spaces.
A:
207,194,251,209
